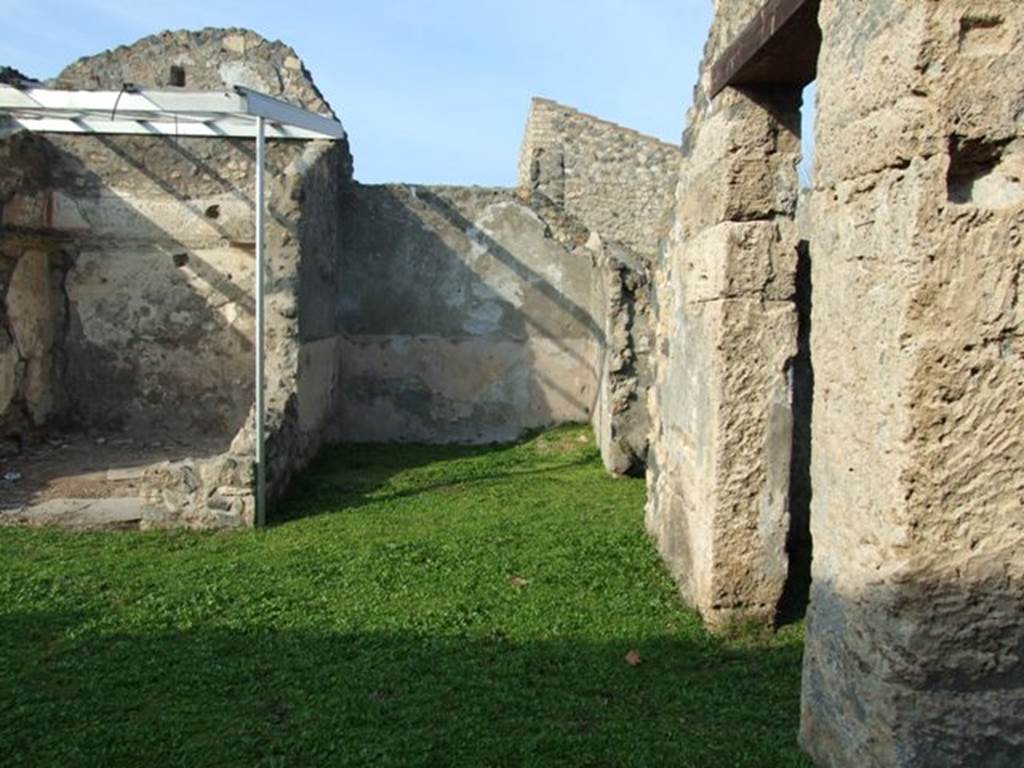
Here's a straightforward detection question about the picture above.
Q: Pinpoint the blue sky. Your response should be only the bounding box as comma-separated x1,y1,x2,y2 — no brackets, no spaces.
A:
2,1,815,186
2,0,716,185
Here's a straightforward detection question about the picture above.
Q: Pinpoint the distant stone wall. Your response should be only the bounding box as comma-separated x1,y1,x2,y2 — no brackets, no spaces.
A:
518,98,681,260
336,184,605,443
517,98,671,472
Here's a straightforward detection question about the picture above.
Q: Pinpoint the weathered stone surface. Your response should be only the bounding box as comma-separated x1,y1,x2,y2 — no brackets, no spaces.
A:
0,28,353,527
800,2,1024,766
6,250,63,425
63,245,255,434
591,248,654,476
0,497,145,529
518,98,682,261
0,327,18,418
56,27,333,117
336,183,603,443
141,454,254,529
645,1,803,627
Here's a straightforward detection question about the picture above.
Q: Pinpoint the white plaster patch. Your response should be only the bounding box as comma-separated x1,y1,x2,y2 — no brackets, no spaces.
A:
471,266,523,308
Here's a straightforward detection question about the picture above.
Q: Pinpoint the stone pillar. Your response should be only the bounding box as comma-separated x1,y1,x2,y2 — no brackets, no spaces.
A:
646,3,803,626
801,1,1024,764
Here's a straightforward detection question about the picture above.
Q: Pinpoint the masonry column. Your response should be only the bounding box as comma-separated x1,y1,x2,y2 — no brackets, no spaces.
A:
646,4,803,626
801,1,1024,764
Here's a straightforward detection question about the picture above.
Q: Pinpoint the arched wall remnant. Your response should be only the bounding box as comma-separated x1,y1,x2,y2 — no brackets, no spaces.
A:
0,29,353,527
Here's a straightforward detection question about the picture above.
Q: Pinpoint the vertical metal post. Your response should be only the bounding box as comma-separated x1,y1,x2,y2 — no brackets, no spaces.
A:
254,116,267,527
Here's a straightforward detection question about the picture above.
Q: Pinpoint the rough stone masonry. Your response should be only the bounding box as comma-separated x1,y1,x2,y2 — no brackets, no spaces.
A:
2,2,1023,765
800,2,1024,765
1,29,353,527
1,29,676,526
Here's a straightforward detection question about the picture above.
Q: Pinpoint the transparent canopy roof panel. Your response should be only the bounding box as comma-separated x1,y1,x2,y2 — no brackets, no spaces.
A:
0,84,345,140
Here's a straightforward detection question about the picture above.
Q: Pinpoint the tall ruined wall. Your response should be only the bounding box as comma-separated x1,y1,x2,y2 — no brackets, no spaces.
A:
518,98,669,475
336,184,604,443
1,29,352,527
645,0,803,626
262,138,351,499
518,98,681,260
2,132,263,439
57,28,331,115
801,2,1024,765
589,244,654,477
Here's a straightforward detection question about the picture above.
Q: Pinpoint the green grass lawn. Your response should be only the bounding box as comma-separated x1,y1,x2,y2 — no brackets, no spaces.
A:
0,425,809,767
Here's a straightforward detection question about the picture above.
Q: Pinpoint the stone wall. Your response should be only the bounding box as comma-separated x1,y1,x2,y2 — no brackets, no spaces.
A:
800,2,1024,764
263,138,352,501
336,184,605,443
589,243,654,477
518,98,671,474
3,26,659,524
1,28,353,527
518,97,681,261
13,133,261,438
644,1,803,627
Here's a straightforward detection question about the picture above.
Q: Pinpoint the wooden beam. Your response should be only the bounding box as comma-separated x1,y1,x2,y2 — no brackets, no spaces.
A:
708,0,822,98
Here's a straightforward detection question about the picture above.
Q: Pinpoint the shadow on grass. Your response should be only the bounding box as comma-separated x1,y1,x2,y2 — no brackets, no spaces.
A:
0,611,809,768
272,438,595,526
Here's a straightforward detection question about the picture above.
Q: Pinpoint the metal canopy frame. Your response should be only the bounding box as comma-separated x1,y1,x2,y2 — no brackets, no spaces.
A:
0,84,344,139
0,84,347,527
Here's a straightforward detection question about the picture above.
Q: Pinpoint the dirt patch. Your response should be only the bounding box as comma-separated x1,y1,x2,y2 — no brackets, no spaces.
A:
0,431,229,511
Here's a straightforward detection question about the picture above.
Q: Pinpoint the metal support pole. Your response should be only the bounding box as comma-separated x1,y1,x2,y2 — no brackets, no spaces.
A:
254,116,267,527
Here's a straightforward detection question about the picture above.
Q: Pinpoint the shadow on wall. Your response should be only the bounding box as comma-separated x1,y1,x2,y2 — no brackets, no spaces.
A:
1,132,265,443
777,238,814,625
336,184,607,444
0,129,321,520
801,568,1024,766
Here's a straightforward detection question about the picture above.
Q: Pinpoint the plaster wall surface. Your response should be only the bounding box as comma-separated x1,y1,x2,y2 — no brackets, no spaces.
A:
0,134,67,435
337,184,603,443
1,29,352,527
800,2,1024,765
